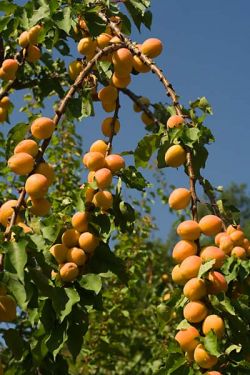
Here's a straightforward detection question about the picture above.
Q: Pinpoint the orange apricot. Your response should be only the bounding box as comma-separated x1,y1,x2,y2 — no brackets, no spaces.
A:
25,173,49,198
175,326,200,352
71,212,89,233
29,197,51,216
34,162,55,185
183,301,208,323
177,220,201,241
94,168,112,189
102,117,120,137
14,139,38,157
171,264,186,285
180,255,202,280
79,231,100,254
28,25,42,44
59,262,79,282
8,152,34,175
92,190,113,210
231,246,246,259
112,48,133,73
132,53,150,73
207,271,228,294
168,188,191,210
0,96,10,108
199,215,223,236
85,187,95,202
31,117,55,140
87,171,95,184
105,154,125,173
215,232,227,246
90,140,108,155
19,31,29,47
165,145,186,168
0,295,16,322
202,314,225,338
167,115,184,129
98,85,118,103
0,107,7,122
102,100,116,113
226,224,239,235
194,344,218,369
17,222,32,234
84,151,106,171
0,200,19,226
200,246,226,268
204,372,222,375
111,72,131,88
172,240,197,263
219,235,234,254
230,230,245,245
183,278,207,301
1,59,18,79
49,244,68,264
67,247,87,266
77,37,97,55
26,45,41,63
141,38,163,58
96,33,112,49
61,229,80,248
68,60,82,80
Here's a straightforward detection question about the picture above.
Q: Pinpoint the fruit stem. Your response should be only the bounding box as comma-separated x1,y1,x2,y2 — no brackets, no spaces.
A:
106,94,120,156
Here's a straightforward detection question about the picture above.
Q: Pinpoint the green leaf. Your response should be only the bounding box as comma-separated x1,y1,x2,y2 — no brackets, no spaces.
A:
120,166,150,191
54,7,72,34
2,272,27,309
79,274,102,294
135,134,160,168
81,95,93,118
3,329,27,360
60,288,80,322
29,2,50,26
176,319,191,330
6,123,29,160
225,344,242,355
198,259,215,278
46,320,69,359
4,239,28,283
203,331,221,356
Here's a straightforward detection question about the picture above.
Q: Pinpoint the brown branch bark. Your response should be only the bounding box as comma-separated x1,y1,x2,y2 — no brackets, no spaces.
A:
106,94,120,156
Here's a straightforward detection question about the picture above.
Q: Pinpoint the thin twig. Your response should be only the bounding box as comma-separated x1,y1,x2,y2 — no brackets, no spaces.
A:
106,94,120,156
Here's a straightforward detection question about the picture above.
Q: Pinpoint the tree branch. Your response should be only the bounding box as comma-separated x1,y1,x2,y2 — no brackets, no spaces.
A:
106,94,120,156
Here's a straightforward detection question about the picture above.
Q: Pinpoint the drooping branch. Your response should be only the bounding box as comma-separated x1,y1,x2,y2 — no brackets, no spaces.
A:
106,94,120,156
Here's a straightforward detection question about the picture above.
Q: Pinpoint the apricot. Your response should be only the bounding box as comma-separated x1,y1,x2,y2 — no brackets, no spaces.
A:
90,140,108,155
59,262,79,282
26,45,41,63
17,222,33,233
8,152,34,175
105,154,125,173
77,37,97,55
172,240,197,263
177,220,201,241
87,171,95,184
200,246,226,269
111,72,131,88
19,30,29,47
231,246,246,259
98,85,118,103
175,326,200,352
219,235,234,254
85,187,95,202
141,112,153,126
34,162,55,185
102,117,120,137
28,25,42,44
0,107,7,122
96,33,112,49
25,173,49,198
68,60,82,80
167,115,184,129
102,100,116,113
0,96,10,108
141,38,163,58
92,190,113,210
112,48,133,74
230,230,245,245
202,314,225,338
204,372,222,375
214,232,227,246
14,139,38,157
165,145,186,168
194,344,218,369
132,50,150,73
242,238,250,250
180,255,202,280
2,59,18,76
94,168,112,189
83,151,106,171
207,271,228,294
0,295,16,322
49,244,68,264
183,278,207,301
199,215,223,236
71,211,89,233
31,117,55,140
67,247,87,266
61,228,80,248
183,300,208,323
171,264,186,285
0,199,19,226
79,231,100,254
169,188,191,210
133,97,150,112
29,197,51,216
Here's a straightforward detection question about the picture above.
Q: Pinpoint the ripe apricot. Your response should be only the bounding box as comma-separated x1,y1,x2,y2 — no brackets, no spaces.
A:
94,168,112,189
8,152,34,175
61,228,80,248
79,231,100,254
50,244,68,264
169,188,191,210
2,59,18,77
17,222,32,233
85,187,95,202
98,85,118,103
231,246,246,259
92,190,113,210
34,162,55,185
204,372,222,375
219,235,234,254
133,97,150,112
0,96,10,108
0,200,19,226
102,100,116,113
29,197,51,216
14,139,38,157
96,33,112,49
132,52,150,73
194,344,218,369
0,107,7,123
227,224,241,235
90,140,108,155
105,154,125,173
207,271,228,294
111,72,131,88
214,232,227,246
175,326,200,352
172,240,197,263
202,314,224,338
28,25,42,44
183,301,208,323
102,117,120,137
31,117,55,140
68,60,82,80
112,48,133,74
167,115,184,129
180,255,202,280
200,246,226,269
0,295,16,322
67,247,87,266
242,238,250,250
26,45,41,63
84,151,106,171
141,38,163,58
171,264,186,285
165,145,186,168
141,112,153,126
77,37,97,55
19,30,29,47
199,215,223,236
25,173,49,198
71,212,89,232
177,220,201,241
59,262,79,282
230,230,245,245
183,278,207,301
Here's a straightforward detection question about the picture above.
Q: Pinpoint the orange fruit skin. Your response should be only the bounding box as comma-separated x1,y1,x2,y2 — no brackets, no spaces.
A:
0,96,10,108
83,151,106,171
94,168,112,189
219,235,234,254
71,212,89,233
183,278,207,301
25,173,49,198
8,152,34,175
77,37,97,55
175,326,200,352
34,162,55,185
177,220,201,241
167,115,184,129
14,139,38,157
102,117,120,137
183,301,208,323
171,264,186,285
215,232,227,246
67,247,87,266
0,107,7,122
165,145,186,168
168,188,191,210
202,314,225,338
194,344,218,369
231,246,246,259
90,140,108,155
172,240,197,263
132,47,150,73
111,72,131,88
61,229,80,248
28,25,42,44
96,33,112,49
59,262,79,282
2,59,18,74
204,372,222,375
98,85,118,103
92,191,113,210
79,232,100,254
180,255,202,280
31,117,55,140
141,38,163,58
207,271,228,294
29,197,51,216
26,45,41,63
102,101,116,113
199,215,223,236
50,244,68,264
68,60,82,80
200,246,226,269
230,230,245,246
105,154,125,173
0,200,19,226
19,31,29,47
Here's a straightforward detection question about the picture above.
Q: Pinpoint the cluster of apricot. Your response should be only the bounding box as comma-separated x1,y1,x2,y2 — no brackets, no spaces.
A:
0,283,16,323
50,212,100,283
0,95,11,123
18,24,42,63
